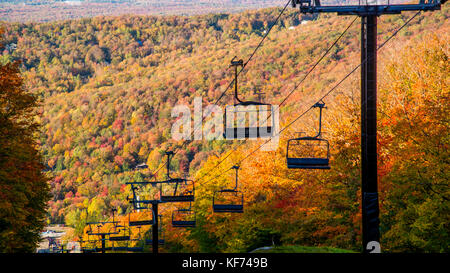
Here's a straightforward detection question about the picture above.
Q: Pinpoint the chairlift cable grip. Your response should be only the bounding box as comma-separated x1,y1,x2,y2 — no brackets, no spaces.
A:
230,57,244,104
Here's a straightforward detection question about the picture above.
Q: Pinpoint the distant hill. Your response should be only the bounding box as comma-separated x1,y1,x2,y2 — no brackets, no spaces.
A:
0,0,283,22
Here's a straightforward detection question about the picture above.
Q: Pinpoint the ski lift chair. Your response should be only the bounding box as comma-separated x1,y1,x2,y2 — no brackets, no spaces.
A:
119,226,145,253
160,178,195,203
128,207,155,227
212,166,244,213
126,182,159,226
172,203,196,228
224,57,275,139
108,226,130,252
145,215,165,245
286,101,330,169
160,151,195,203
108,225,130,242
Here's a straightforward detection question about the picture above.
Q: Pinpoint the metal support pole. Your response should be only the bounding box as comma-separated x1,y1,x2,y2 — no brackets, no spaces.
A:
361,15,381,253
234,62,238,101
166,152,171,180
101,234,106,254
292,0,442,255
152,202,158,254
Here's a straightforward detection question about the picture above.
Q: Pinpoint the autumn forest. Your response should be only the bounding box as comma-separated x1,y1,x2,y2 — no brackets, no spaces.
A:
0,1,448,254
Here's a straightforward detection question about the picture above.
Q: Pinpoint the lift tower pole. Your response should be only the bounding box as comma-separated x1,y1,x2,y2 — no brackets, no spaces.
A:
101,234,106,254
152,202,158,254
291,0,443,253
360,14,380,252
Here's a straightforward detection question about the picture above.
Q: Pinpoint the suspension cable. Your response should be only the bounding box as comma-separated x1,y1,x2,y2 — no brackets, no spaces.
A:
148,1,292,178
198,11,423,185
196,16,358,182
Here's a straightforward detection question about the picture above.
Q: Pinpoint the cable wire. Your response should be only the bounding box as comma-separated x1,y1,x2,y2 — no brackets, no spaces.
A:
149,1,292,178
195,16,358,182
198,11,423,185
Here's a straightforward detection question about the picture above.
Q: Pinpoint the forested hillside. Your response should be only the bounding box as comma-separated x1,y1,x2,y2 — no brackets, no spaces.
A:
0,5,448,252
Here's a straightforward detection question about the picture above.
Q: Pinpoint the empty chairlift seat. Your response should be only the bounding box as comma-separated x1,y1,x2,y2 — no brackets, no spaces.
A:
286,101,331,170
145,215,165,245
160,178,195,203
286,137,330,169
160,151,195,203
212,189,244,213
212,166,244,213
223,56,275,139
224,102,275,139
128,209,155,227
172,207,196,228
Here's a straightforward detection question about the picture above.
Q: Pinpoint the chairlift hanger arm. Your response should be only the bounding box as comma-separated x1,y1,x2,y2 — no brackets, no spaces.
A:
173,181,179,196
313,100,326,138
231,56,244,104
232,165,239,191
230,56,267,105
165,151,174,180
